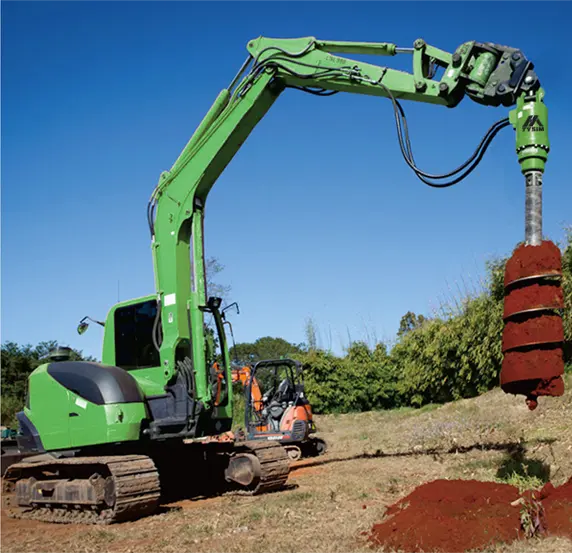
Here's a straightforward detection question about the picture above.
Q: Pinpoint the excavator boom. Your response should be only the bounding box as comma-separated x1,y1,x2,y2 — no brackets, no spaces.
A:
147,36,550,419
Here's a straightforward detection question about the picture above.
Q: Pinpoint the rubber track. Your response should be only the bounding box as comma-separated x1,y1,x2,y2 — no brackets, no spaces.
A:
4,454,160,525
235,441,290,494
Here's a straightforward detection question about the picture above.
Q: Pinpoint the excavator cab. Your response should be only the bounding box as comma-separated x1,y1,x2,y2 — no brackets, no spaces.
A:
244,359,326,461
256,361,300,431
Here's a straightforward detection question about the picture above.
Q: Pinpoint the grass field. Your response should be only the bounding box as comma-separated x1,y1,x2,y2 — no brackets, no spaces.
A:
2,376,571,553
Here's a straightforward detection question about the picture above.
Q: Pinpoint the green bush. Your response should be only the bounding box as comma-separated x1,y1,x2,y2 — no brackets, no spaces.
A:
392,293,503,407
292,341,401,414
1,395,22,428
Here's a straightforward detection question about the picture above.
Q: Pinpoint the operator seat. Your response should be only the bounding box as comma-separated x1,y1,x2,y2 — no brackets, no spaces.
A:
264,378,295,430
275,377,295,403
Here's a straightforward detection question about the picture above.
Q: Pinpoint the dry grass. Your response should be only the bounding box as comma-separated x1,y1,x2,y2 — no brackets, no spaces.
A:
2,376,571,553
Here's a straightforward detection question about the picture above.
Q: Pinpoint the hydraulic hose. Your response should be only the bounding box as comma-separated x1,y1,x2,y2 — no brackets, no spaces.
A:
377,81,511,188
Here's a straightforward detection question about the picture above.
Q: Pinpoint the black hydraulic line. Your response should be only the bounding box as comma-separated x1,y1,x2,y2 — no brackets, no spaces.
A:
396,101,510,179
286,85,339,96
147,194,159,237
152,298,162,352
251,55,511,188
377,80,511,187
405,121,510,188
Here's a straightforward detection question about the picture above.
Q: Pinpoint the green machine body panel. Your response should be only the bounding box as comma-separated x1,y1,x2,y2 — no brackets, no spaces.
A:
25,364,71,451
24,363,147,451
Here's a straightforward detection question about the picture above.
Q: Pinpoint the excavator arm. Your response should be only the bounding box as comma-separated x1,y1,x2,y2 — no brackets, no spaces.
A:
146,36,550,414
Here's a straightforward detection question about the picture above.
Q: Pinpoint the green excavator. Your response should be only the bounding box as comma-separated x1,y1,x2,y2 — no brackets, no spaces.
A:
4,35,560,525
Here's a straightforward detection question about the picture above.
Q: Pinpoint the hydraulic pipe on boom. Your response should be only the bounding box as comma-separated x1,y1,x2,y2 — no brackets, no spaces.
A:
5,36,564,525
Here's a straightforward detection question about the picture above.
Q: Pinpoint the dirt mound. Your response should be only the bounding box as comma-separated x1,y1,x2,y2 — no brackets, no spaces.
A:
534,478,572,539
367,478,572,553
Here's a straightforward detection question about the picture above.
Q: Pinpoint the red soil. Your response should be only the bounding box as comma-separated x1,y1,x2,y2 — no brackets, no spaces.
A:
503,283,564,319
500,349,564,385
502,314,564,352
504,240,562,286
536,478,572,539
367,478,572,553
504,241,562,286
500,348,564,408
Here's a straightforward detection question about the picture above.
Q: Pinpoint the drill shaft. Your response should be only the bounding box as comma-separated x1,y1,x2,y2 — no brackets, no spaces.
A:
525,170,543,246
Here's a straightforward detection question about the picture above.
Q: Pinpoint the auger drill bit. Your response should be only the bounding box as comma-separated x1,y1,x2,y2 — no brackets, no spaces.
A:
501,89,565,410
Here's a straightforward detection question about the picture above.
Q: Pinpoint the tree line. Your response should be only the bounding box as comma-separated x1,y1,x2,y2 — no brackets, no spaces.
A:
2,233,570,425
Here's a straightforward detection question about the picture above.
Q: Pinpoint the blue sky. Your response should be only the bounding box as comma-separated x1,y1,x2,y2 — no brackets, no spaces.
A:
2,1,571,360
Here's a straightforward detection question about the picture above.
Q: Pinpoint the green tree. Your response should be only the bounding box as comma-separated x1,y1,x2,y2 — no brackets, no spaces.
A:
205,257,231,303
397,311,427,337
232,337,303,365
294,349,351,414
304,317,319,352
294,340,398,414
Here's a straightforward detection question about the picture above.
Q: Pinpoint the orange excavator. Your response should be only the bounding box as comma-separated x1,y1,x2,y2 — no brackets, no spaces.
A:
231,359,327,461
209,303,327,461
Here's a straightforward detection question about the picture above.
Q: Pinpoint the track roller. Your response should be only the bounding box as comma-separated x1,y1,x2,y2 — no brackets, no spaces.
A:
285,446,302,462
309,437,328,457
225,441,290,494
300,436,328,458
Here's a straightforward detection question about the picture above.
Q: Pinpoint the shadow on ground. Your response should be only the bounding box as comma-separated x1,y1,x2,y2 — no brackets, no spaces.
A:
495,442,552,483
291,438,557,473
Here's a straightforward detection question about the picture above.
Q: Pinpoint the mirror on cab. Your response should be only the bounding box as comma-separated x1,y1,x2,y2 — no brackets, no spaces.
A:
222,302,240,319
77,316,105,335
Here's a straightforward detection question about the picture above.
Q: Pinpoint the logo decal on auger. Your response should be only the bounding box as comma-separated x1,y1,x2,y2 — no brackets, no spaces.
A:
521,115,544,132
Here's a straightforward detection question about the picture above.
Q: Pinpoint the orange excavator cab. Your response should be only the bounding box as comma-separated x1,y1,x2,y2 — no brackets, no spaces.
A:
233,359,327,461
